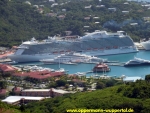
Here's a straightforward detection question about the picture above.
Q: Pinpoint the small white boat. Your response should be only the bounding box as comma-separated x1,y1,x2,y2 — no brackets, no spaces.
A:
55,68,66,72
75,72,86,76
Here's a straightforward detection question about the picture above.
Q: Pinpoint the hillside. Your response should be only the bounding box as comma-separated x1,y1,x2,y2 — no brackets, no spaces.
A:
22,80,150,113
1,0,150,47
0,80,150,113
0,101,21,113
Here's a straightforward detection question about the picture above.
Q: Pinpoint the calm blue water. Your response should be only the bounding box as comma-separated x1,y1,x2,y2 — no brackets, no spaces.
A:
15,50,150,78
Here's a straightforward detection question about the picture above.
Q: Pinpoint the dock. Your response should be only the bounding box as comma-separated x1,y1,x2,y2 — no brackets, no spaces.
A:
106,62,125,66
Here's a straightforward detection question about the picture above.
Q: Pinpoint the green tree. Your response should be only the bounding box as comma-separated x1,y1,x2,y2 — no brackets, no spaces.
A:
0,81,7,89
96,81,105,89
145,74,150,82
105,79,115,87
56,80,66,87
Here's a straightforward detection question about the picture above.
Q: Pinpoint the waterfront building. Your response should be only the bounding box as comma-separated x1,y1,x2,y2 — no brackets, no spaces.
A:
2,96,46,105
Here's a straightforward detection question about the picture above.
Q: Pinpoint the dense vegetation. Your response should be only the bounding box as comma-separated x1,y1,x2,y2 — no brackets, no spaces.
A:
21,80,150,113
0,78,150,113
1,0,150,47
0,101,21,113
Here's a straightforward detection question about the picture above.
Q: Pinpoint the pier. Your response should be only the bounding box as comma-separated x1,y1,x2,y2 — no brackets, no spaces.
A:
106,62,125,66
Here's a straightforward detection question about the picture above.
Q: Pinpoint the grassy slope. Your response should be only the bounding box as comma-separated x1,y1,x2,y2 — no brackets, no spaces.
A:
24,85,150,113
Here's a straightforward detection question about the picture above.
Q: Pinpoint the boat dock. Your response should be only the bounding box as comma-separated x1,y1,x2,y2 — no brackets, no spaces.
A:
106,62,125,66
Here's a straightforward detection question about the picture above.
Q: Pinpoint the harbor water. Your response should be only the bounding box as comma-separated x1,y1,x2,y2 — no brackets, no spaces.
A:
14,50,150,78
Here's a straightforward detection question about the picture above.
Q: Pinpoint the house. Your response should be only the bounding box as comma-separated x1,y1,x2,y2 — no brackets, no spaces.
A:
24,1,31,5
39,5,44,7
0,89,8,99
49,0,55,2
12,86,22,95
95,22,100,24
84,17,90,20
65,31,72,36
85,5,92,9
130,23,138,26
122,11,129,14
37,8,44,13
45,13,57,17
96,5,105,8
33,5,39,8
57,15,66,20
108,8,116,12
93,17,99,19
143,17,150,21
62,9,66,12
51,3,58,7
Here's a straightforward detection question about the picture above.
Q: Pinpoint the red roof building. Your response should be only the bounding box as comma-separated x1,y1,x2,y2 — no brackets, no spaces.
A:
0,89,8,98
57,15,65,20
13,70,65,82
12,86,21,95
0,64,17,74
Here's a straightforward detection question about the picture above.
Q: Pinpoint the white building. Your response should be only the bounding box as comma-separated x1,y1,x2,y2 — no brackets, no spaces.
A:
123,76,143,82
2,96,46,105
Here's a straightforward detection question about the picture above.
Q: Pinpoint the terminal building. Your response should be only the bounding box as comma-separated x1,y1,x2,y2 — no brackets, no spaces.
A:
2,96,46,105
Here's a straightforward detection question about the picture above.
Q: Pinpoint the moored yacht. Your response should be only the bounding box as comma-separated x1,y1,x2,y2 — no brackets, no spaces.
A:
124,57,150,67
40,53,107,64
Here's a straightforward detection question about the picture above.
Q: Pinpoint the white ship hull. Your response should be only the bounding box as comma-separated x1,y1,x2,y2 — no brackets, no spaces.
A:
8,47,138,63
140,41,150,50
8,54,58,63
82,47,138,56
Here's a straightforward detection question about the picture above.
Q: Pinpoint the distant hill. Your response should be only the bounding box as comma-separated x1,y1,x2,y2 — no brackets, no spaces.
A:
1,0,150,47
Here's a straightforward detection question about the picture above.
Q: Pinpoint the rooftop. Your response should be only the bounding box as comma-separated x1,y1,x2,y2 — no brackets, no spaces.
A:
123,76,143,82
22,89,50,92
2,96,45,104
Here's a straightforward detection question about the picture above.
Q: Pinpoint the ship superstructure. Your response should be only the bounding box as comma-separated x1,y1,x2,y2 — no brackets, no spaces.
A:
8,31,138,63
140,40,150,50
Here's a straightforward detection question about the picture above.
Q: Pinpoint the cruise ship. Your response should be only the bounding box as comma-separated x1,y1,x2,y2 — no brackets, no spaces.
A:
124,57,150,67
8,31,138,63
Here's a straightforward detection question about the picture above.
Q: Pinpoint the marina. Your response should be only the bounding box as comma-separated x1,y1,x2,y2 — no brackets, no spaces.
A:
12,50,150,78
